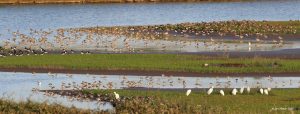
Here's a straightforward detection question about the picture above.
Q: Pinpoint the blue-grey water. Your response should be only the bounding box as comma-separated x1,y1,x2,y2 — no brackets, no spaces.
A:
0,72,299,110
1,0,300,39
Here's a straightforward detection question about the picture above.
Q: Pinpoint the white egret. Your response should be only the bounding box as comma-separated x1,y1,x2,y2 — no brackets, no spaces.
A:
114,92,120,100
232,88,237,95
186,89,191,96
267,87,271,92
240,87,244,94
207,86,214,95
220,90,225,96
259,88,264,94
264,89,269,95
247,86,251,93
204,63,209,67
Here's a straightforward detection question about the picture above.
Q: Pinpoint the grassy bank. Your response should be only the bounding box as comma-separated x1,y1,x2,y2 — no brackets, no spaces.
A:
0,99,101,113
2,89,300,113
0,54,300,74
82,89,300,113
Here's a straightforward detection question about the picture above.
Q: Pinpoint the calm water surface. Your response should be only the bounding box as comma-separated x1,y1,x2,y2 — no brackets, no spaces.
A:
1,0,300,38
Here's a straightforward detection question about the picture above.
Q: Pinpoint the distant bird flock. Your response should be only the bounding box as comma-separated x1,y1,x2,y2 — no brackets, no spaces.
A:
0,20,296,57
186,86,272,96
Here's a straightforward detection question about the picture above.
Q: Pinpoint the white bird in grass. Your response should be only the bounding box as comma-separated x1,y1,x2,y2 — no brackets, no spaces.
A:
114,92,120,100
267,87,271,92
232,88,237,95
264,89,269,95
259,88,264,95
240,87,244,94
207,86,214,95
247,86,251,93
220,90,225,96
186,89,191,96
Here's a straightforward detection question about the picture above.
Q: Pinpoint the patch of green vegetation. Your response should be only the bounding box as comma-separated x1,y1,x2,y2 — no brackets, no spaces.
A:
84,89,300,113
0,54,299,74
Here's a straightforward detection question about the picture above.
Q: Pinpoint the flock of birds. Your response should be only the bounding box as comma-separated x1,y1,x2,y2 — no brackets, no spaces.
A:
186,86,272,97
29,72,300,103
2,20,298,104
0,20,296,56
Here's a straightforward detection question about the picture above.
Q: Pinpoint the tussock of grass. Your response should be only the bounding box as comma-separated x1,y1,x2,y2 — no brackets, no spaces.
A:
0,54,299,74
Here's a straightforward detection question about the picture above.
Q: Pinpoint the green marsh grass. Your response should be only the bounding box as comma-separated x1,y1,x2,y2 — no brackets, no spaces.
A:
0,54,299,74
84,89,300,113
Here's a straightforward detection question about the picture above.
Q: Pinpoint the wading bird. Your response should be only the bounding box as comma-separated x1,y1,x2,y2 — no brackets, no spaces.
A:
220,90,225,96
207,86,214,95
264,89,269,95
240,87,244,94
114,92,120,100
232,88,237,95
37,81,42,87
186,89,191,96
259,88,264,95
247,86,250,93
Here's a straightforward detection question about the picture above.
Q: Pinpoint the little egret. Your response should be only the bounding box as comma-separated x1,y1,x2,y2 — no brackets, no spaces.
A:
207,86,214,95
220,90,225,96
186,89,191,96
232,88,237,95
264,89,269,95
246,86,251,93
114,92,120,100
259,88,264,95
240,87,244,94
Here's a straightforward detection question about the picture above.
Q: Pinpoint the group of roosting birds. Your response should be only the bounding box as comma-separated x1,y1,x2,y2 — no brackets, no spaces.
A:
0,46,93,57
0,46,48,57
0,20,296,56
186,86,272,96
34,74,280,104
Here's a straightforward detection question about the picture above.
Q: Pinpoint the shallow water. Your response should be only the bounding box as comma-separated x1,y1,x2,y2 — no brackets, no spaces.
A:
0,72,114,111
1,0,300,38
0,72,299,110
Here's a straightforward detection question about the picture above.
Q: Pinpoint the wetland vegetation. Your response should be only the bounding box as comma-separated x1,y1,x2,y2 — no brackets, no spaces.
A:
34,89,300,113
0,54,300,75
